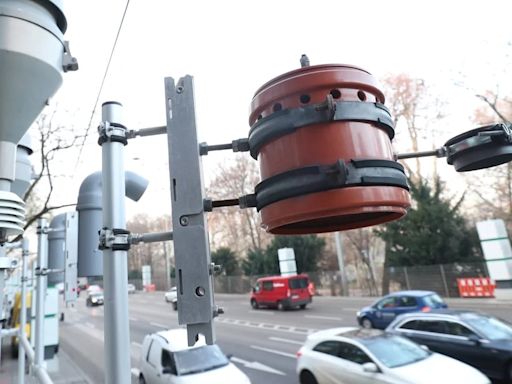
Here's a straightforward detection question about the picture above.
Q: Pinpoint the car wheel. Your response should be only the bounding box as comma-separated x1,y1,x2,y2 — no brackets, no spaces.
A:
300,304,307,310
300,370,318,384
251,299,259,309
361,317,373,329
277,301,286,311
172,301,178,311
138,374,146,384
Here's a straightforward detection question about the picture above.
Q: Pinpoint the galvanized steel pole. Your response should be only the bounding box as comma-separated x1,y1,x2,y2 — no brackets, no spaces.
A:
100,102,131,384
18,238,29,384
35,219,48,368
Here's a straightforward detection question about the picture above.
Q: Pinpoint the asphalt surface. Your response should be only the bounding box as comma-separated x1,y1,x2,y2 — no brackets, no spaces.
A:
55,292,512,384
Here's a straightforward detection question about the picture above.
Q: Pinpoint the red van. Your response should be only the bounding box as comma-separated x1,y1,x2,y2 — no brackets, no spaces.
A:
250,274,312,310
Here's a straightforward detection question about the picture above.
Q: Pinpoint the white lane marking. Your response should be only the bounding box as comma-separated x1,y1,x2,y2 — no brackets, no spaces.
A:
150,322,169,329
129,317,139,322
216,317,316,335
131,342,142,348
231,356,286,376
269,337,304,345
248,310,275,315
305,315,343,321
85,322,96,329
250,345,296,359
131,368,140,377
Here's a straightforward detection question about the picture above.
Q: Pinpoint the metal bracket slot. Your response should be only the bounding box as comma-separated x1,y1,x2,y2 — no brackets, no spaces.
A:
165,76,216,346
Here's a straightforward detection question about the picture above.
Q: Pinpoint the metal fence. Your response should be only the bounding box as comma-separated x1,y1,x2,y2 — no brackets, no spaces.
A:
211,261,490,298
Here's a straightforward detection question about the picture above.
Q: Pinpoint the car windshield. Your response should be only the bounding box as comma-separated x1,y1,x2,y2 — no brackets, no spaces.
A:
174,345,229,375
362,335,430,368
90,292,103,298
423,293,445,307
462,314,512,340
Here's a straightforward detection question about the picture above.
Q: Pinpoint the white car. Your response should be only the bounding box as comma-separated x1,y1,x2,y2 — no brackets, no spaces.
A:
164,287,178,310
138,328,251,384
296,327,490,384
127,283,137,294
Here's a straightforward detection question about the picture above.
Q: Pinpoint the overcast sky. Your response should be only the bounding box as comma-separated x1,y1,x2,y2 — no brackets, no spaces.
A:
36,0,511,219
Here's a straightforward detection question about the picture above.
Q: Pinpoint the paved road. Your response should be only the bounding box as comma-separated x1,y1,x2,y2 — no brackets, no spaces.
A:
58,293,512,384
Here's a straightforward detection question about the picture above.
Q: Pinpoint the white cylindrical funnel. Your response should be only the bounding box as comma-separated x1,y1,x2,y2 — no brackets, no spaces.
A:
0,0,75,240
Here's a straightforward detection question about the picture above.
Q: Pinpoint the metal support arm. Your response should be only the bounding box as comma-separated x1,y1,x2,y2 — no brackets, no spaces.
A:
130,231,173,244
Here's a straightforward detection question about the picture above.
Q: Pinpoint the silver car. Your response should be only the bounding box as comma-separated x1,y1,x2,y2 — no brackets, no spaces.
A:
164,287,177,310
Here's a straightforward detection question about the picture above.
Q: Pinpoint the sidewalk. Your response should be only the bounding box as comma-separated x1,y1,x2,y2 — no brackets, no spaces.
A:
0,339,91,384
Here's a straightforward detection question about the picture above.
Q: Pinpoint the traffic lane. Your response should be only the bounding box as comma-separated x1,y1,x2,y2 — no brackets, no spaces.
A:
215,293,512,324
126,294,304,383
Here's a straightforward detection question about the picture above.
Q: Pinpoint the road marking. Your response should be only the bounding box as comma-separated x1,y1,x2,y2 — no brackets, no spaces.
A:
150,322,169,329
305,315,343,321
216,317,317,335
250,345,297,358
248,310,275,315
131,368,140,377
85,322,96,329
231,356,286,376
129,316,139,322
269,337,304,345
131,342,142,348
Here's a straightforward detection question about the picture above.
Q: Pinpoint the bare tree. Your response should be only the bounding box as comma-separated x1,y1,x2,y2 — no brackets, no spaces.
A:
126,214,172,289
12,111,81,241
207,155,270,256
345,228,383,296
464,88,512,229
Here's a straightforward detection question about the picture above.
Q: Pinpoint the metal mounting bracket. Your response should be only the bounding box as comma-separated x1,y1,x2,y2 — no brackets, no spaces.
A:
98,228,131,251
165,76,216,346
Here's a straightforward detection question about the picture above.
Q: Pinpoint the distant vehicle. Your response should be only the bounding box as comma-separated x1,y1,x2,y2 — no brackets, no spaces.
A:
356,290,447,329
138,328,251,384
86,284,103,294
386,310,512,382
296,327,490,384
128,283,137,294
250,274,312,310
165,287,178,310
86,291,104,307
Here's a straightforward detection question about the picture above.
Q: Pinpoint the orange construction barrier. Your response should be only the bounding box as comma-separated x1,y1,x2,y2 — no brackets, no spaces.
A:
457,277,495,298
143,284,156,292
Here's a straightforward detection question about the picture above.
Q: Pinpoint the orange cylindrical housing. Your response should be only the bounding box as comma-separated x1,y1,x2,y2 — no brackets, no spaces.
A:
249,64,410,234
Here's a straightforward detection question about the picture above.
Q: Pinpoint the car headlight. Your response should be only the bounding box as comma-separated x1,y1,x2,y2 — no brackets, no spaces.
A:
356,311,361,317
91,298,97,303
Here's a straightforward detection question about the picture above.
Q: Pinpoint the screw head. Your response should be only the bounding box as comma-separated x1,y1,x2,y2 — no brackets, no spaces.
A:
179,216,189,226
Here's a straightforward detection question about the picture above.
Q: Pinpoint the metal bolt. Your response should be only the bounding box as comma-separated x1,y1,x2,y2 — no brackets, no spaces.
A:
176,86,184,94
179,216,189,226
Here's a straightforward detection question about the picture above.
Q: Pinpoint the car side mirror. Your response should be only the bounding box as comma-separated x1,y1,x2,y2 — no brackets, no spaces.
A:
362,362,379,373
467,334,481,345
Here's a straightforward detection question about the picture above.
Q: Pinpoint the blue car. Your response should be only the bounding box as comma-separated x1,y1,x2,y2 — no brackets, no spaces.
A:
356,290,448,329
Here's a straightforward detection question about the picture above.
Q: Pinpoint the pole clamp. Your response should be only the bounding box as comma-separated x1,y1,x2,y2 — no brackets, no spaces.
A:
98,228,131,251
62,41,79,72
98,121,128,146
34,267,49,276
